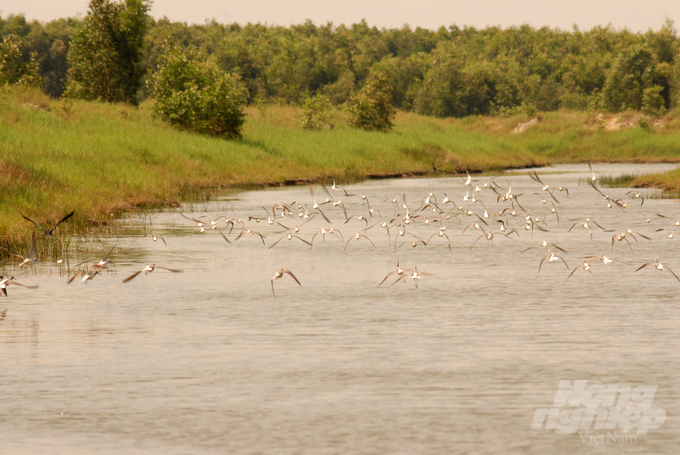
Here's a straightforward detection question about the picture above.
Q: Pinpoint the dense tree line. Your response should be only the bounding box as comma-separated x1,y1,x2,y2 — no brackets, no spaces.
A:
2,10,679,117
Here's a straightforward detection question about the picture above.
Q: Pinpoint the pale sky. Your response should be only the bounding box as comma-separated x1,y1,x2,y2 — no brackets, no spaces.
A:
2,0,679,32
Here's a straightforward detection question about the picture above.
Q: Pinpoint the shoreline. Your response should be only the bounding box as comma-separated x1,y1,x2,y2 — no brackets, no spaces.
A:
2,86,680,253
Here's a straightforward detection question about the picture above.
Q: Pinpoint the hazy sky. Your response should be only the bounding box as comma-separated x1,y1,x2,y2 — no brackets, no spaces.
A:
2,0,678,32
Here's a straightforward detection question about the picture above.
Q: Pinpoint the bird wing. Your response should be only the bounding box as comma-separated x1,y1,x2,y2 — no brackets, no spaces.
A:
283,270,302,286
388,275,407,287
343,237,353,251
666,266,680,282
591,220,611,232
378,270,398,287
101,243,117,262
180,212,203,224
331,228,344,242
556,254,569,269
470,234,485,249
7,251,28,261
268,235,287,249
634,231,651,241
73,259,96,268
50,210,75,232
294,235,312,246
418,271,439,278
564,266,582,285
22,214,48,235
361,234,376,248
316,207,331,223
10,280,39,289
28,232,36,260
156,266,183,273
550,243,567,253
211,227,229,244
530,172,544,185
635,262,655,272
123,270,143,283
568,221,583,232
274,220,291,230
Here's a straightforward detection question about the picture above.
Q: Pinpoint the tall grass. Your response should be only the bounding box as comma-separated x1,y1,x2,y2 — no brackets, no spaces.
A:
2,86,680,255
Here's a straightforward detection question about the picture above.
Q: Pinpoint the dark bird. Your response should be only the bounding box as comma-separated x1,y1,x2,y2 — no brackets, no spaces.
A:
22,210,74,237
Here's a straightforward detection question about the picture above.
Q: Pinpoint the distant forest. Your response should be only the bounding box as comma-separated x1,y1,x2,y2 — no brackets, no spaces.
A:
1,13,679,117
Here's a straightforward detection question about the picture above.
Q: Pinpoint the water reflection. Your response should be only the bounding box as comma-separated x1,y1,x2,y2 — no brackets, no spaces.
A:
1,163,679,454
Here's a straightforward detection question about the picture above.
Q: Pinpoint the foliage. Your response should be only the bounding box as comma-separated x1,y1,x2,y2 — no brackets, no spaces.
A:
300,93,334,130
642,85,666,117
3,13,680,118
321,71,355,106
347,71,395,131
64,0,150,104
602,45,657,112
414,56,465,118
0,14,80,97
0,34,42,88
147,42,247,139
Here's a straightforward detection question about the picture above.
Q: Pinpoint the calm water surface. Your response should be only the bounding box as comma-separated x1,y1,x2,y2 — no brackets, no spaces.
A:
1,164,679,454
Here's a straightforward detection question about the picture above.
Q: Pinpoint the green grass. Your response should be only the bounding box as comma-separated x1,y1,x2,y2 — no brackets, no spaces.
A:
633,168,680,195
2,85,680,254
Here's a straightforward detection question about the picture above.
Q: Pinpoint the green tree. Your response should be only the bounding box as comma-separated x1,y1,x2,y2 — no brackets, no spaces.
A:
414,55,465,118
0,34,41,88
148,42,247,139
347,71,396,131
322,70,355,105
602,45,658,112
64,0,150,104
0,14,81,97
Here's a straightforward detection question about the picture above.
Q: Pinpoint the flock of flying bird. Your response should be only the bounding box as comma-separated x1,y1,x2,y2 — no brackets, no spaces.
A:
1,164,680,303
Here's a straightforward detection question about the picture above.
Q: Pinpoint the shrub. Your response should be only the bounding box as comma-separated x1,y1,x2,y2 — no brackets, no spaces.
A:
300,94,334,130
148,43,248,139
347,71,395,132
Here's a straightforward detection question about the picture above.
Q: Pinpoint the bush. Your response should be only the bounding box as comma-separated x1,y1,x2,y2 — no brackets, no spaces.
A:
148,43,248,139
300,94,334,130
347,71,395,132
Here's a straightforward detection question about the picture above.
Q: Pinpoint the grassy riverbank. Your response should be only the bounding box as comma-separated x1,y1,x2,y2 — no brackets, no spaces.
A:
1,86,680,252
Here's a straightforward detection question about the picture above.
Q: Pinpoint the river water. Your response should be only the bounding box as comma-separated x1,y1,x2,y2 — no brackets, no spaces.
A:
1,163,679,454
